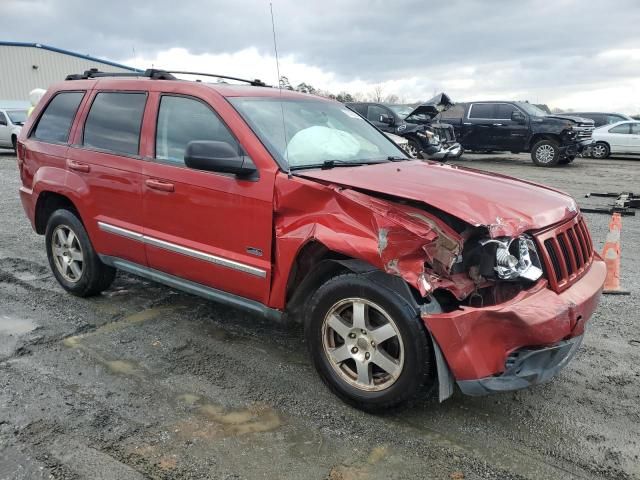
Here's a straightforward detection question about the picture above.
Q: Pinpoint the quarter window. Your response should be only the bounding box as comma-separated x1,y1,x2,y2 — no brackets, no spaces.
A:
83,92,147,156
155,96,238,165
468,103,495,119
609,123,630,134
32,91,84,144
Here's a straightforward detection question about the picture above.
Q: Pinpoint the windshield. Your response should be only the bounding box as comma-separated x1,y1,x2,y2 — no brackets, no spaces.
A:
7,110,28,124
517,103,548,117
387,105,412,118
229,97,406,169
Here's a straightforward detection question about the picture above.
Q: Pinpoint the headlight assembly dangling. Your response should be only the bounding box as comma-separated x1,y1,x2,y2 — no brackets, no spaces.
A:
480,236,543,281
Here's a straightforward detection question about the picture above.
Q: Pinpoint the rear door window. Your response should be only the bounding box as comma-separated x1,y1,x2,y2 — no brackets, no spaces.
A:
83,92,147,156
32,91,85,144
155,95,239,165
630,123,640,134
468,103,495,119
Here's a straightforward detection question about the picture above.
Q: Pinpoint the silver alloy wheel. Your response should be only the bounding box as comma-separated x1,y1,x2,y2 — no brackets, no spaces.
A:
592,144,607,159
51,224,84,283
535,144,556,164
322,298,404,392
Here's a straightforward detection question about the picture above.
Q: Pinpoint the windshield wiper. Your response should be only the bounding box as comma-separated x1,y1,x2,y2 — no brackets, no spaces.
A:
387,156,408,162
290,159,387,171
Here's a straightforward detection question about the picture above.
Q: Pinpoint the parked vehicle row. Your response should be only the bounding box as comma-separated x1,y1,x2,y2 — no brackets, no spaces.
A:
591,120,640,158
16,69,606,411
438,101,596,166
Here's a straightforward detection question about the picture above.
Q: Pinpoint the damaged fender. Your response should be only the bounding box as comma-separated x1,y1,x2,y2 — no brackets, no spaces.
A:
268,173,473,309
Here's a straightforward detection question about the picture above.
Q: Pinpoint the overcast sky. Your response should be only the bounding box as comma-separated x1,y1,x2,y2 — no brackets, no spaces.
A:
4,0,640,112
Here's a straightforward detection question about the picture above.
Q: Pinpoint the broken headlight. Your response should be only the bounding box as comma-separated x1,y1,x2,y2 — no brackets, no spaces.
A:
467,235,543,282
482,236,543,281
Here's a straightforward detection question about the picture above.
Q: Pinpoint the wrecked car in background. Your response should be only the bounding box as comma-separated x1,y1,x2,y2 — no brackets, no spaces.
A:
18,69,606,412
347,93,462,161
383,131,412,156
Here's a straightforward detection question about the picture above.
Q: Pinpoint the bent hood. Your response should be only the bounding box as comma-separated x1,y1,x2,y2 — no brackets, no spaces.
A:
404,93,454,121
298,161,577,237
544,114,594,125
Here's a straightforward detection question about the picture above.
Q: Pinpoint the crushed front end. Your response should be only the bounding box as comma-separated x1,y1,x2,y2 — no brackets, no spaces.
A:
423,214,606,398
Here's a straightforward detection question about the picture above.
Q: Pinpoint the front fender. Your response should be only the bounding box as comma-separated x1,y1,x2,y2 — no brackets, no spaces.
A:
268,173,474,309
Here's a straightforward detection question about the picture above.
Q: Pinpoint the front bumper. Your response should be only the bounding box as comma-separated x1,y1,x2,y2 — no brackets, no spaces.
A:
457,335,583,395
422,257,606,394
423,143,463,161
561,138,595,157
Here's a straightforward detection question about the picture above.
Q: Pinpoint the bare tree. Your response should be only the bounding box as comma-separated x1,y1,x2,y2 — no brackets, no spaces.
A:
384,94,400,104
370,85,384,102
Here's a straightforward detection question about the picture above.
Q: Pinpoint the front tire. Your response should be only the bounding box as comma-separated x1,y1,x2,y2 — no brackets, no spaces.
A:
11,136,17,153
306,273,435,412
531,139,560,166
592,142,610,159
406,139,422,159
45,209,116,297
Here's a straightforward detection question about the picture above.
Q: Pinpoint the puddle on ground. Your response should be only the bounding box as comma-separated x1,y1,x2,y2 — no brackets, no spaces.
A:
327,445,392,480
174,393,282,437
63,306,180,348
105,359,140,376
0,315,37,335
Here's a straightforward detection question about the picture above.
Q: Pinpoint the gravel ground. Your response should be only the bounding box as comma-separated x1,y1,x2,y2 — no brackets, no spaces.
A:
1,149,639,480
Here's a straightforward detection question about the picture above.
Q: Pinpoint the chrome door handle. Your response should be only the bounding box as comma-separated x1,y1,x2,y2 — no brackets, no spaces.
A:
67,159,90,173
492,123,503,126
145,179,175,192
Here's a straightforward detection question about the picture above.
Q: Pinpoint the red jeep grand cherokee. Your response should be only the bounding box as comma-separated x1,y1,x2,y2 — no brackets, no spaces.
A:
17,69,606,411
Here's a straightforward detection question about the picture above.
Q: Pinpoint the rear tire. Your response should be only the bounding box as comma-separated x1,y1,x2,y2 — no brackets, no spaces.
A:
531,140,560,166
305,273,436,412
45,209,116,297
11,136,17,153
592,142,610,159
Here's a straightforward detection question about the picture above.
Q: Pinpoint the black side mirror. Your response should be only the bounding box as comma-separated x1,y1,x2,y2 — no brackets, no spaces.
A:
511,111,526,123
379,114,394,125
0,117,7,126
184,141,257,178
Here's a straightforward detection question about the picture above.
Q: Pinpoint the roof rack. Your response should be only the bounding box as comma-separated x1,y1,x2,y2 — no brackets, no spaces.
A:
65,68,268,86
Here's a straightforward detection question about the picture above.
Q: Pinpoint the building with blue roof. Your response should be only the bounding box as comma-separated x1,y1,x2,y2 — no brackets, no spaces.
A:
0,42,140,100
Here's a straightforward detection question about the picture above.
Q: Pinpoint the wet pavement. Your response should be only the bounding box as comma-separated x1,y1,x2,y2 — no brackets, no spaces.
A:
1,149,639,479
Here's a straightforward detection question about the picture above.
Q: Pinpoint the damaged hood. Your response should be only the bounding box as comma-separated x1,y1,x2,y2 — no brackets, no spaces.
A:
297,161,577,237
543,114,594,125
404,93,454,121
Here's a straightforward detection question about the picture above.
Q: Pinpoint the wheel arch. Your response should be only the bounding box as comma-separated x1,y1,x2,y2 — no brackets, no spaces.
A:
528,133,561,150
34,191,82,234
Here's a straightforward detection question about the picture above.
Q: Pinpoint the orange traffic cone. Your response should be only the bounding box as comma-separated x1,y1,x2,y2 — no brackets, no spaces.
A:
601,213,630,295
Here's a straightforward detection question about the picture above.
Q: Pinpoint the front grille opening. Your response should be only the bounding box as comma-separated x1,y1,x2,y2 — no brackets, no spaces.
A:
567,229,584,267
557,234,574,275
544,239,563,282
573,224,589,262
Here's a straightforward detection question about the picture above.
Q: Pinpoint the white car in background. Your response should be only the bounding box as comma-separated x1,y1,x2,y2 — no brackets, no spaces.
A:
591,120,640,159
0,103,29,151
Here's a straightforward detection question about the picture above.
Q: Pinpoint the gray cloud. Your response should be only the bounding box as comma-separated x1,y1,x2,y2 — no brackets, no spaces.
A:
3,0,640,108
